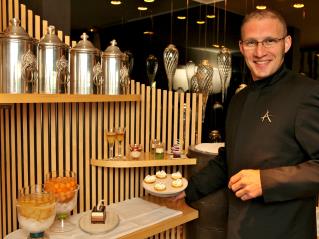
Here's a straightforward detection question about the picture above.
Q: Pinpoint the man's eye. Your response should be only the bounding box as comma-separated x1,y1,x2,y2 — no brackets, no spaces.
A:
264,39,276,44
246,41,256,46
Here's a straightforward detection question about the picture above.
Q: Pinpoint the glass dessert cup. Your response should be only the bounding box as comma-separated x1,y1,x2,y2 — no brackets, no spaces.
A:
44,171,79,233
129,144,142,159
16,185,56,239
115,127,125,158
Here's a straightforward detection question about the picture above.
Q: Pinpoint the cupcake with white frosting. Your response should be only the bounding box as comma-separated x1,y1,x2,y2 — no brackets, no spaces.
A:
154,182,166,191
156,170,167,179
144,175,156,184
171,171,182,180
171,179,183,188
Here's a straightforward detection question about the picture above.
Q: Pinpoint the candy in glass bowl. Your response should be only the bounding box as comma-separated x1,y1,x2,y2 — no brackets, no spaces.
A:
44,171,79,233
16,185,56,239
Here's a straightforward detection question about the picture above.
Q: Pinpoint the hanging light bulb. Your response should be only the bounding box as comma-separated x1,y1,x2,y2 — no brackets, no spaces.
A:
163,44,179,91
217,47,232,103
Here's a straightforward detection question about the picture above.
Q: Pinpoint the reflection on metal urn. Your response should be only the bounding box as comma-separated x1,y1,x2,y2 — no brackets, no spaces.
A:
38,25,69,93
70,33,101,94
0,18,37,93
102,39,123,95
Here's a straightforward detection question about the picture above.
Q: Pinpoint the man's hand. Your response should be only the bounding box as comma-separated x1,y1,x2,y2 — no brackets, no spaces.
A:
170,191,186,201
228,169,262,201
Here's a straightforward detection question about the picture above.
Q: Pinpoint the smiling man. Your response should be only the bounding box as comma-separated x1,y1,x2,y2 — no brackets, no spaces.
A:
175,9,319,239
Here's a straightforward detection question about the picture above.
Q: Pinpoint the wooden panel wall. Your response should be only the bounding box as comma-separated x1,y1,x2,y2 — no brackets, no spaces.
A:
0,1,203,238
0,82,203,238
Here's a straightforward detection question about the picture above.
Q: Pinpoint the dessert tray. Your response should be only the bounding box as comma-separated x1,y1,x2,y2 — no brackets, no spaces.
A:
79,211,119,234
142,174,188,197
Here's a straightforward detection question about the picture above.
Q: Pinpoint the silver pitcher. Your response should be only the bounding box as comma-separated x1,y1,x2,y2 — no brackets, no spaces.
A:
70,32,101,94
38,25,69,93
102,39,123,95
0,18,37,93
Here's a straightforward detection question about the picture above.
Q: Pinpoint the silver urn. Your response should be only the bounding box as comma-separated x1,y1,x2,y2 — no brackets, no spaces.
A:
70,32,101,94
0,18,38,93
102,39,123,95
38,25,69,93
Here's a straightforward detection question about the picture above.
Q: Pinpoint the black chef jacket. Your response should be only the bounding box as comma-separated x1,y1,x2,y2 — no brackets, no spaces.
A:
185,66,319,239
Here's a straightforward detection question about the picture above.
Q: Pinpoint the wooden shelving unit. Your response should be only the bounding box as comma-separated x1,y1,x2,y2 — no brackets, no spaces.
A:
91,152,197,168
0,93,140,104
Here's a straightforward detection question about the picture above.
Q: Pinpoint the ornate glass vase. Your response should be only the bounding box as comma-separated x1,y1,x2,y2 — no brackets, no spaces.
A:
146,54,158,88
217,47,232,103
196,59,214,121
163,44,179,91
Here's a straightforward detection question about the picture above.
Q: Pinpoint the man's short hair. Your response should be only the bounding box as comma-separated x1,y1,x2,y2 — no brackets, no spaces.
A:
241,9,288,38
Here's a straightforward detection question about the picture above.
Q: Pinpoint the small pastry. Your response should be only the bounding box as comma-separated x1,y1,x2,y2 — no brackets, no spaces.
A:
171,179,183,188
171,171,182,180
156,170,167,179
144,175,156,184
154,182,166,191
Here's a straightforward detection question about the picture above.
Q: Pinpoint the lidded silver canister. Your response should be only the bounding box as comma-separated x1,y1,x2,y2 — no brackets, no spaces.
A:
70,32,101,94
0,18,37,93
38,25,69,93
102,39,123,95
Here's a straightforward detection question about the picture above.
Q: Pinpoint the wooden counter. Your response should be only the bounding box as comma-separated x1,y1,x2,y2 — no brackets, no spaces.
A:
120,195,198,239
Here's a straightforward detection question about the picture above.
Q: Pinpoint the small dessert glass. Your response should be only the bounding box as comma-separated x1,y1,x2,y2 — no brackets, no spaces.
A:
129,144,142,159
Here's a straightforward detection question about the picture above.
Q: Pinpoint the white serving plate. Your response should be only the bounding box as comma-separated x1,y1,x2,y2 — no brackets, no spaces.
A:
142,174,188,198
79,211,119,234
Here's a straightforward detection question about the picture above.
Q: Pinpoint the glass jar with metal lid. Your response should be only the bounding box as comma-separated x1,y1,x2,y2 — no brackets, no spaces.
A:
70,32,101,94
38,25,70,93
0,18,38,93
102,39,123,95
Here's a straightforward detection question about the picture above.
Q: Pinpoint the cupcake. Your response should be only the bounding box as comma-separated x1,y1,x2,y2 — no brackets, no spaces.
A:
144,175,156,184
154,182,166,191
156,170,167,179
171,179,183,188
171,171,182,180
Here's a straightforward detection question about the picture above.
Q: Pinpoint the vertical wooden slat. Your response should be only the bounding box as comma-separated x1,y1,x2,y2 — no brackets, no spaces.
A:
91,103,97,207
167,91,173,150
109,103,114,204
35,15,41,40
20,4,26,29
78,103,84,212
29,104,35,186
1,110,6,236
179,93,184,147
42,20,48,38
50,104,57,172
197,94,203,144
0,0,3,32
2,0,7,31
97,103,103,203
145,86,151,152
65,103,71,172
191,93,197,145
36,104,42,185
173,92,179,146
185,94,191,151
58,103,64,175
162,90,167,149
22,104,29,187
27,9,33,37
156,89,161,141
85,103,90,210
64,35,70,46
57,30,63,42
16,105,22,193
71,103,78,211
103,102,109,204
5,110,12,233
151,87,156,143
8,0,13,21
10,105,17,230
43,104,49,176
140,84,145,150
14,0,19,19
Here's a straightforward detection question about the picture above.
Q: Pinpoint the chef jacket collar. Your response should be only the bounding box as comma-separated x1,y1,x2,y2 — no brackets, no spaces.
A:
250,64,287,89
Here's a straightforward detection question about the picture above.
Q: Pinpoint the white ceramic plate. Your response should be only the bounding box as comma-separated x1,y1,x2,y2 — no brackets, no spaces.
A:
79,211,119,234
142,174,188,198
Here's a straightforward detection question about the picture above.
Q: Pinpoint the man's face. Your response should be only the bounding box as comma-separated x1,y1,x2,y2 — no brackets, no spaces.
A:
239,18,292,81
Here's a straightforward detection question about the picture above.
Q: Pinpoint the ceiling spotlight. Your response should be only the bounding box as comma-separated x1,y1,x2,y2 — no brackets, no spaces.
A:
138,6,148,11
293,3,304,8
256,5,267,10
212,44,220,48
144,0,155,2
110,0,121,5
177,16,186,20
206,14,216,19
196,20,205,24
144,31,154,35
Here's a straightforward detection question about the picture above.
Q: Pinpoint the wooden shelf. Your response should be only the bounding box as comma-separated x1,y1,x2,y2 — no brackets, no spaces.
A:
91,152,197,168
119,195,199,239
0,93,140,104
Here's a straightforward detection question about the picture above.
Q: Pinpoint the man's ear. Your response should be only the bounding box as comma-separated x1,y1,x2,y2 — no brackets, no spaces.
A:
239,41,244,55
284,35,292,53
